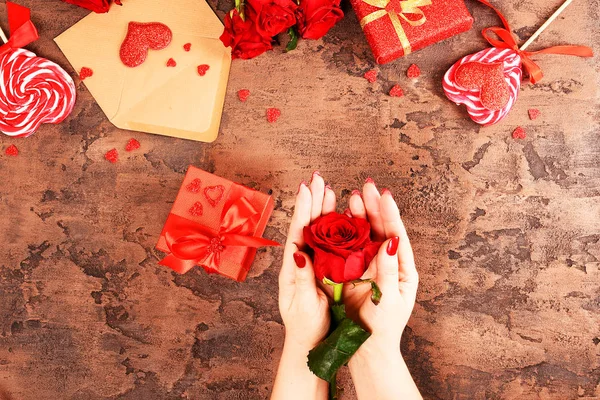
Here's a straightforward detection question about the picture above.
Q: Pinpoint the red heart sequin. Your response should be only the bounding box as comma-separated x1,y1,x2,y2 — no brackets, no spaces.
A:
79,67,93,81
105,148,119,163
407,64,421,78
512,126,526,140
186,178,202,193
189,201,204,216
204,185,225,207
183,43,191,52
528,108,541,120
364,70,377,83
120,22,173,68
267,108,281,123
238,89,251,102
197,64,210,76
125,138,140,152
455,61,510,111
166,58,177,67
5,144,18,156
389,85,404,97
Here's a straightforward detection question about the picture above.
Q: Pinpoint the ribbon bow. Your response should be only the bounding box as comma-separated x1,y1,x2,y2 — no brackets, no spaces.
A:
360,0,431,56
0,2,39,58
160,193,279,275
477,0,593,84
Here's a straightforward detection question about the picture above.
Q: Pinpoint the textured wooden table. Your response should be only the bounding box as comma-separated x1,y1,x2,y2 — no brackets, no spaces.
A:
0,0,598,399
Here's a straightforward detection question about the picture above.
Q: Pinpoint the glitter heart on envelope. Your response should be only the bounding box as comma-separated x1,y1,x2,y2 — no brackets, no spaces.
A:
54,0,231,142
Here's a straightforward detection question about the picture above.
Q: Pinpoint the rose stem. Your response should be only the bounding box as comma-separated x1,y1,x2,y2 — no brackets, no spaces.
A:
520,0,573,51
333,284,343,304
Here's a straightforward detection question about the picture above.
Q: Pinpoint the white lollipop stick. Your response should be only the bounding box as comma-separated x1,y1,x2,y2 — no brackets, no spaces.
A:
520,0,573,51
0,27,7,44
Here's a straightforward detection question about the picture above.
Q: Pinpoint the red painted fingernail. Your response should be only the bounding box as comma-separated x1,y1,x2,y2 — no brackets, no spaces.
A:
293,252,306,268
343,208,353,217
387,236,400,256
325,184,332,191
297,181,307,194
365,177,375,184
382,188,391,195
351,190,361,197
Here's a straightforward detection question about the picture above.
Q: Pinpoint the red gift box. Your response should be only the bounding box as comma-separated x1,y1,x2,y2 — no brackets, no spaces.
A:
350,0,474,64
156,166,278,282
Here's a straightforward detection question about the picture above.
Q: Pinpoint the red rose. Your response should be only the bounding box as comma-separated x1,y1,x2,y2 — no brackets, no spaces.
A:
220,9,274,60
248,0,298,37
62,0,111,13
296,0,343,40
304,213,381,283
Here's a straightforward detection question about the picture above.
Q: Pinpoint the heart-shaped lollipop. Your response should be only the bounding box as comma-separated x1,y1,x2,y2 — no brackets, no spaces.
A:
443,0,593,126
444,48,521,126
120,22,173,68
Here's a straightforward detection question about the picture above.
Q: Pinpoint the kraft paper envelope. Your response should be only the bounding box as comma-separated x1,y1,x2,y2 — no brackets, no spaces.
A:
55,0,231,142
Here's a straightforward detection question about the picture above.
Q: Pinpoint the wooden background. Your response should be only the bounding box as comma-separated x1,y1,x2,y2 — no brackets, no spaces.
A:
0,0,598,399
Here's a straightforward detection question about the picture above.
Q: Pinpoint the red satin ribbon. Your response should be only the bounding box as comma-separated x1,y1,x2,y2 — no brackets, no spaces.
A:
160,189,280,274
477,0,593,84
0,2,39,58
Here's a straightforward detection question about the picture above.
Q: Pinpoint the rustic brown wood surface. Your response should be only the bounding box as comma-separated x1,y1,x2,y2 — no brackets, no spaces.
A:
0,0,598,399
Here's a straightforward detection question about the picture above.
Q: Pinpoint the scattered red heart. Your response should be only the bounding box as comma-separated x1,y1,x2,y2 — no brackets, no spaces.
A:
105,148,119,163
125,138,140,152
267,108,281,123
79,67,93,81
364,70,377,83
407,64,421,78
5,144,18,156
238,89,251,102
389,85,404,97
183,43,191,52
197,64,210,76
512,126,526,140
528,109,541,120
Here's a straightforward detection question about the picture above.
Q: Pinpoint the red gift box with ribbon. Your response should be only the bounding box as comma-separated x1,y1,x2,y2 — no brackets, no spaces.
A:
156,166,279,282
350,0,474,64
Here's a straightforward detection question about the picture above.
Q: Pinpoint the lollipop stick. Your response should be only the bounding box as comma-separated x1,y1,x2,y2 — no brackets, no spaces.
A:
0,27,7,44
520,0,573,50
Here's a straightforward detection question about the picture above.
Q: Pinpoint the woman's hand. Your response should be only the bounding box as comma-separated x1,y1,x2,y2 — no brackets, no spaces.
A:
343,180,422,400
271,172,336,400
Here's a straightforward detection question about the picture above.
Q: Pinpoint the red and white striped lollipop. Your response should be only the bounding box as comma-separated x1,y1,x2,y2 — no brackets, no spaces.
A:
443,0,593,127
0,48,76,137
443,48,522,126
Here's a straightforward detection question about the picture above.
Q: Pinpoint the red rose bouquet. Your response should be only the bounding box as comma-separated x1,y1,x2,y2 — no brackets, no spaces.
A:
220,0,343,59
303,212,383,398
61,0,113,13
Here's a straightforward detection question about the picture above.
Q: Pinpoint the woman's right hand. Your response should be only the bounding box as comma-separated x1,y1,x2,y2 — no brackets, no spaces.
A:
343,180,422,400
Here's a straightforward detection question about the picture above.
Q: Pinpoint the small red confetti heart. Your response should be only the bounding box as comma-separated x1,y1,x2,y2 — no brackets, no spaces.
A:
266,108,281,123
455,61,510,111
528,108,541,120
186,178,202,193
512,126,526,140
238,89,250,102
79,67,93,81
125,138,140,152
204,185,225,207
183,43,191,52
389,85,404,97
197,64,210,76
166,58,177,67
407,64,421,78
5,144,18,156
364,70,377,83
105,148,119,163
189,201,204,216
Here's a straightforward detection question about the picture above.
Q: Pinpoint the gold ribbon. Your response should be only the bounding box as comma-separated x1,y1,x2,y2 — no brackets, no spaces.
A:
360,0,432,56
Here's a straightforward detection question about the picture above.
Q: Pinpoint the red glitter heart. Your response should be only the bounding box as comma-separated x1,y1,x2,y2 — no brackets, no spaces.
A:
125,138,140,152
389,85,404,97
204,185,225,207
238,89,250,102
79,67,93,81
166,58,177,67
189,201,204,216
455,61,510,111
266,108,281,123
197,64,210,76
528,108,541,120
407,64,421,78
105,148,118,163
364,70,377,83
120,22,173,68
183,43,191,52
186,178,202,193
5,144,18,156
512,126,526,139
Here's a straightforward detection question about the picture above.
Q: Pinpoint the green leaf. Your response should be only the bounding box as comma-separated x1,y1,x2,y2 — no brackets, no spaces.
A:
307,318,371,383
285,27,299,52
370,281,382,305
